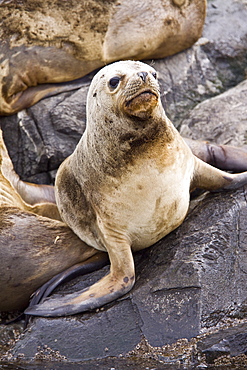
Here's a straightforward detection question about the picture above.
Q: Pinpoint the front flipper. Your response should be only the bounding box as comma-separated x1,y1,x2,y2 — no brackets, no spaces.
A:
25,236,135,317
1,127,56,205
1,45,103,115
27,252,109,308
185,138,247,172
7,78,89,116
0,129,61,220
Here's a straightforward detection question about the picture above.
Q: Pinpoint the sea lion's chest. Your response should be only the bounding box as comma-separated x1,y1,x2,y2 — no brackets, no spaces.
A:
96,142,194,251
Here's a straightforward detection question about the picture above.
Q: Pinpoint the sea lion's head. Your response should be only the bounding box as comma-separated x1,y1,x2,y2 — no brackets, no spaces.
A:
87,61,160,121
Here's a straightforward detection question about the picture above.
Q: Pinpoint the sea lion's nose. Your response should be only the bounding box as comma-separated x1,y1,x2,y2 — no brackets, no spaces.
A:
137,71,148,82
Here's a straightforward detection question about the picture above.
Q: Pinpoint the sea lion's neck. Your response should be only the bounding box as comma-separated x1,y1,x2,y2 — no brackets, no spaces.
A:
74,105,176,179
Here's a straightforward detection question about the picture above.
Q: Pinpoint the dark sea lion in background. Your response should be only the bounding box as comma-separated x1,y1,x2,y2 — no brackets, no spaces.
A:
0,130,108,312
24,61,247,317
0,0,206,115
184,138,247,173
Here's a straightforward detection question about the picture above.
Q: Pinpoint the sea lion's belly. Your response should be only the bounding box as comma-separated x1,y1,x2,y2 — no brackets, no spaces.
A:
98,160,193,252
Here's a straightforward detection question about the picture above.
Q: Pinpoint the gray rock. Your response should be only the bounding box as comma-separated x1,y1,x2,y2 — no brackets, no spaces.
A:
0,78,91,184
198,323,247,365
180,79,247,147
7,187,247,365
158,0,247,125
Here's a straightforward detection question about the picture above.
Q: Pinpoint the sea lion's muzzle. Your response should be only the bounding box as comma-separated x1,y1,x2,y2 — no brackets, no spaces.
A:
124,88,159,119
122,70,160,119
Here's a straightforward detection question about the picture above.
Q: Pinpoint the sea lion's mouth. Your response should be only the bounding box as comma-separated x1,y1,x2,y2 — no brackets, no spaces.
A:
124,89,159,119
125,90,158,106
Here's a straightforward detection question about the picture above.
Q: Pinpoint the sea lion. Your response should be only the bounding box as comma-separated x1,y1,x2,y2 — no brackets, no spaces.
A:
1,128,246,314
24,60,247,317
0,129,108,312
0,129,61,221
0,207,108,312
184,138,247,173
0,0,206,115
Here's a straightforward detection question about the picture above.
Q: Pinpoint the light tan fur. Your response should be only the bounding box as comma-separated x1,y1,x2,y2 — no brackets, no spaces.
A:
25,61,247,317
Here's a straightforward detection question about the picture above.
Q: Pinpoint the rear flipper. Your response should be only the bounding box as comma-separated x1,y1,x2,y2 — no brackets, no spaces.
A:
192,156,247,192
185,138,247,172
25,237,135,317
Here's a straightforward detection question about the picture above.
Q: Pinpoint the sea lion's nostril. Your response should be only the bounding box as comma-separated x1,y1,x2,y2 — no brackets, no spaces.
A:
137,71,148,82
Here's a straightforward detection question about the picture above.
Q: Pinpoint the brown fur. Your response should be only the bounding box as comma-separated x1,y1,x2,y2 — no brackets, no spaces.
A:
0,129,102,311
0,206,98,311
0,0,206,115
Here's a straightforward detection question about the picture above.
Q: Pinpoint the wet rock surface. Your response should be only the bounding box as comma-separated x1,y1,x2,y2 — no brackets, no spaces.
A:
1,188,247,367
0,0,247,368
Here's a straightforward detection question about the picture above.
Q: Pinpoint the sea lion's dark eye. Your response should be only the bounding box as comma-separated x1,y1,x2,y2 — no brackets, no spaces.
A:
152,71,157,79
109,76,120,89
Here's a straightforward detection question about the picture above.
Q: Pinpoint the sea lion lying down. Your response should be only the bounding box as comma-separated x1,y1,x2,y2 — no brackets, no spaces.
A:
1,60,247,316
0,0,206,116
0,129,109,312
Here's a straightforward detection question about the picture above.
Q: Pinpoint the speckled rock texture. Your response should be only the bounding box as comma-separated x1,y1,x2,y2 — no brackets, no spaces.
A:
0,0,247,368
